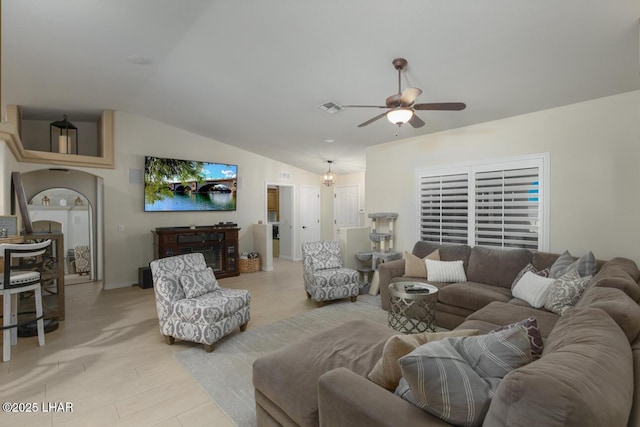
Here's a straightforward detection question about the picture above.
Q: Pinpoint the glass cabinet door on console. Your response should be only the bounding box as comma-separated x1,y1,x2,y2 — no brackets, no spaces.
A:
152,226,240,279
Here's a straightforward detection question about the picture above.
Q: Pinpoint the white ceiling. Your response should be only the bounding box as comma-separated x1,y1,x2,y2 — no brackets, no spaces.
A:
3,1,639,175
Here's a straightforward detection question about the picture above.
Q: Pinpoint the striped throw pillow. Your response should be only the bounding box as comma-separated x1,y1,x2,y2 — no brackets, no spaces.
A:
425,259,467,282
396,326,532,427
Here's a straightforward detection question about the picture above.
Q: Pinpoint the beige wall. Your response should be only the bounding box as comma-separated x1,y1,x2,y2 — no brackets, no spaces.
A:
16,111,326,288
366,90,640,264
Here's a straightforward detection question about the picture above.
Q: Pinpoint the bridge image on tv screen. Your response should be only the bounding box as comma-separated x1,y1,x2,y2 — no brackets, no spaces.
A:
144,155,237,212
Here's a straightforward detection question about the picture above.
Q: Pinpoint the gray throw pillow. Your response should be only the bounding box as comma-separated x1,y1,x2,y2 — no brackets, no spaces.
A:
544,269,592,315
179,267,219,298
549,250,576,279
550,250,597,279
396,327,532,427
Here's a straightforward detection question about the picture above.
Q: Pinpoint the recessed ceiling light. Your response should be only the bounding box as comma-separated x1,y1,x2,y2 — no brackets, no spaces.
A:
127,54,152,65
323,138,335,143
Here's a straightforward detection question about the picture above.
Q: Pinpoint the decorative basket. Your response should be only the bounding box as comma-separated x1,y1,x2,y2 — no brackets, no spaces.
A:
239,257,261,273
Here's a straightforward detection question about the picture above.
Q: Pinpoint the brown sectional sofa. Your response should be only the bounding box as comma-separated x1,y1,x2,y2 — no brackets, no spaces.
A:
253,242,640,427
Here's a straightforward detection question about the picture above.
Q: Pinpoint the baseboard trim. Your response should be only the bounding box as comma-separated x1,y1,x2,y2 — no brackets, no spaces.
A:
103,281,136,290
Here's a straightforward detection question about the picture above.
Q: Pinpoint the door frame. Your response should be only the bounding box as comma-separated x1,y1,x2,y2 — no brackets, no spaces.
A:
264,182,296,262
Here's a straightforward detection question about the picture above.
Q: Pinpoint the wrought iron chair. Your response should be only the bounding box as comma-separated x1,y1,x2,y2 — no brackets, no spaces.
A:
149,253,250,352
301,241,359,307
0,240,52,362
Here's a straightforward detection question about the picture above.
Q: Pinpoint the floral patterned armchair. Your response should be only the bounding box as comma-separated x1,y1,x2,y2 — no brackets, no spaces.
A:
149,253,250,352
301,241,360,307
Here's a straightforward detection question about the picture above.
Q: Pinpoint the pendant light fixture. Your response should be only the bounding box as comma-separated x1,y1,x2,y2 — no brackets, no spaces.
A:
322,160,337,187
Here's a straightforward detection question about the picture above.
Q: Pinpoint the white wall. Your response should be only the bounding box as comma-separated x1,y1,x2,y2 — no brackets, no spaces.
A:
366,90,640,264
16,111,327,288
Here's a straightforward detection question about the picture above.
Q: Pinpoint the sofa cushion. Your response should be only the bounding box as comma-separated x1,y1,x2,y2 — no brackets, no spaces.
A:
591,257,640,301
403,249,440,279
413,242,473,271
252,320,396,427
484,308,634,427
576,286,640,342
466,246,533,289
396,326,532,427
543,269,592,315
368,329,480,390
425,259,467,282
511,272,556,308
465,301,559,338
532,251,560,270
438,281,512,312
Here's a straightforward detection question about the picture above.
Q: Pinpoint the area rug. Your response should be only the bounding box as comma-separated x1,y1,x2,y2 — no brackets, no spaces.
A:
175,295,387,427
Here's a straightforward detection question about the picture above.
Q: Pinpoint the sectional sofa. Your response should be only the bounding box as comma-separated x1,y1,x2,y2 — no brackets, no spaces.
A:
252,242,640,427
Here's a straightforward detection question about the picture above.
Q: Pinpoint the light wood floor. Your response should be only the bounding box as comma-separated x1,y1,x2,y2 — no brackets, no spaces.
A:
0,258,323,426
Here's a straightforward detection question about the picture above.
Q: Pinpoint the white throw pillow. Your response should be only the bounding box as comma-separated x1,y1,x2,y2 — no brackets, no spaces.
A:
512,271,556,308
425,259,467,282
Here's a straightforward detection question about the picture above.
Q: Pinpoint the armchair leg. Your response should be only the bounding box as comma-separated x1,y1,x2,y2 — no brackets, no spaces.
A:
305,291,311,299
240,322,248,332
204,343,215,353
316,301,325,308
164,335,175,345
350,296,358,302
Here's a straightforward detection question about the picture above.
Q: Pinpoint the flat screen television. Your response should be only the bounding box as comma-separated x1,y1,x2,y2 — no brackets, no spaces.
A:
144,155,237,212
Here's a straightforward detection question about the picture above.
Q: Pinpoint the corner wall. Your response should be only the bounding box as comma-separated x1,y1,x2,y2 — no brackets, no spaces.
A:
365,90,640,263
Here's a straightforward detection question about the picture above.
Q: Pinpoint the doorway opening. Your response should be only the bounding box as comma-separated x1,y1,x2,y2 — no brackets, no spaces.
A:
265,183,294,262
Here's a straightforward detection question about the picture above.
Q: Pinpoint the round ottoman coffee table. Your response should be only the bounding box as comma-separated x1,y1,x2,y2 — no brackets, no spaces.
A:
388,282,439,333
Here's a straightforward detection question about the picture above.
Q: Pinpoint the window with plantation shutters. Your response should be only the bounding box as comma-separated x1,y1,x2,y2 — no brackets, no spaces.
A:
419,173,469,244
474,167,540,250
417,155,548,251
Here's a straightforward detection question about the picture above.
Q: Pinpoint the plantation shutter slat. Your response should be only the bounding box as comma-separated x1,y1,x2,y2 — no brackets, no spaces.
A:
474,167,540,250
419,173,469,244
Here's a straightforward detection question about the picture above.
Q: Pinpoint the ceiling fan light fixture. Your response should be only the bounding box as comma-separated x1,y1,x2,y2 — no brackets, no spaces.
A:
386,108,413,125
322,160,337,187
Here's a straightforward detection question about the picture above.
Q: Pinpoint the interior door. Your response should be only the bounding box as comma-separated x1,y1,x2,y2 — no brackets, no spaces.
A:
300,186,320,244
333,184,360,238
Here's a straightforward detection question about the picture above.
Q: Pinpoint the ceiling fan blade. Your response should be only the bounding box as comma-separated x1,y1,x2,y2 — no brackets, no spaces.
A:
400,87,422,105
414,102,466,111
408,114,425,128
344,105,387,109
357,112,388,127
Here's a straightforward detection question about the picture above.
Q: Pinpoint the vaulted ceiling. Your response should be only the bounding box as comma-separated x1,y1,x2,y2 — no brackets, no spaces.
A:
3,1,639,175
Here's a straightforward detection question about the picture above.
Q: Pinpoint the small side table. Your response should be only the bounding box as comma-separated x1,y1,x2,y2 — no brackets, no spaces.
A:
388,282,439,333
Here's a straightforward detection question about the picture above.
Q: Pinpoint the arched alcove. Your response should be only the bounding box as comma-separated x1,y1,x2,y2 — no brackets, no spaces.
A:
20,169,104,283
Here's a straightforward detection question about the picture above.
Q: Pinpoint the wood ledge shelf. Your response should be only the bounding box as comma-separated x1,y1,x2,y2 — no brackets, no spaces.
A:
0,107,115,169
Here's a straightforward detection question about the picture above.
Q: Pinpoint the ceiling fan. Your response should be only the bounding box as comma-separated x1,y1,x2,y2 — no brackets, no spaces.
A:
345,58,466,128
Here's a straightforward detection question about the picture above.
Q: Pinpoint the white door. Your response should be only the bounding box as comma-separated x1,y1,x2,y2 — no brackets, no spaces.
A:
333,185,360,238
300,186,320,243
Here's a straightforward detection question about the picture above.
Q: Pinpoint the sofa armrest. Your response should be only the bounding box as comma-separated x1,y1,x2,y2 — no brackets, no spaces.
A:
378,259,406,310
318,367,451,427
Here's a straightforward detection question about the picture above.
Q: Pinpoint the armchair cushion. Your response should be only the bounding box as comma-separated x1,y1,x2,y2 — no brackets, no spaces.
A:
180,267,219,299
313,268,359,288
172,288,251,324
